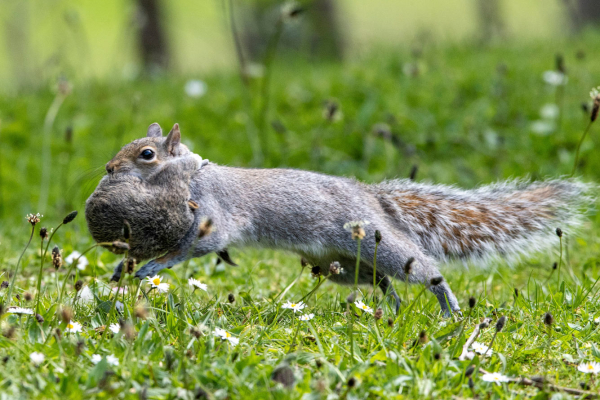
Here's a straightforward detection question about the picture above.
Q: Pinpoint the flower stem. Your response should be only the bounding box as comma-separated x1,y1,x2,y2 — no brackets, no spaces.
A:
56,243,101,306
571,121,593,177
354,239,362,290
35,222,64,313
557,236,563,288
450,307,473,358
372,241,379,300
6,225,35,304
96,255,127,351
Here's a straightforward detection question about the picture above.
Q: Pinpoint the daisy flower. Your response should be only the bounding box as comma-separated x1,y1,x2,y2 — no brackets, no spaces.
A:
91,354,102,364
30,352,45,366
214,328,239,345
184,80,207,98
481,372,510,385
354,300,373,314
65,320,83,333
188,278,208,291
146,275,169,293
77,286,94,305
7,307,34,315
543,70,567,86
106,355,119,366
298,313,314,321
65,251,89,271
109,323,120,334
282,301,306,313
91,354,119,366
578,362,600,374
471,341,493,356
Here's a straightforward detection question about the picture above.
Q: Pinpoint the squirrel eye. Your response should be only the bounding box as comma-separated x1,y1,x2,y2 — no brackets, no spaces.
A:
140,149,155,160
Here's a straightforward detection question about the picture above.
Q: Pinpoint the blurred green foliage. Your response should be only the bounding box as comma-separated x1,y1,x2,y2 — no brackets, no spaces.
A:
1,32,599,236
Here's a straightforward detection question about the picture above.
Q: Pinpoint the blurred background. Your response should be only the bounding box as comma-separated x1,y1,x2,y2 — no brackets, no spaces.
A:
0,0,596,85
0,0,599,242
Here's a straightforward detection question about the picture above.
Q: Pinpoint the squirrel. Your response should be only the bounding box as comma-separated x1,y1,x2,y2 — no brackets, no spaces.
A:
86,123,594,316
85,123,235,266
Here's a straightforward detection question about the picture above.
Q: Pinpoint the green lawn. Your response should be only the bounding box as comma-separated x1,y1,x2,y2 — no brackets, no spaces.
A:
1,32,600,399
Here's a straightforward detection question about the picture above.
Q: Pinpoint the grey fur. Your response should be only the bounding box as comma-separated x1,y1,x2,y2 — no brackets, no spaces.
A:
88,164,585,315
86,133,595,317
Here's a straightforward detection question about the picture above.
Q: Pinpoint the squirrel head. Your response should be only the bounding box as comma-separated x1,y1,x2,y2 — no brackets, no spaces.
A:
105,123,191,177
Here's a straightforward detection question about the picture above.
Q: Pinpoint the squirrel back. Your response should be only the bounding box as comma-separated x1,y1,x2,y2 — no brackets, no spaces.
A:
369,178,594,265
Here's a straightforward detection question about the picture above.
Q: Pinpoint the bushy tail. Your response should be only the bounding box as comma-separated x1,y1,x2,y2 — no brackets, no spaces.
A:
369,178,595,264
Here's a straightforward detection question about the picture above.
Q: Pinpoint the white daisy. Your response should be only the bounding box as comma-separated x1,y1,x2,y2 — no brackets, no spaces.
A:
543,70,567,86
106,355,119,366
30,352,45,366
65,320,83,333
282,301,306,313
530,120,555,136
188,278,208,291
578,362,600,374
298,313,314,321
91,354,102,364
471,341,493,356
481,372,510,385
7,307,34,315
540,103,559,120
65,251,89,271
214,328,239,345
109,323,120,334
184,80,207,98
354,300,373,314
77,286,94,305
146,275,169,293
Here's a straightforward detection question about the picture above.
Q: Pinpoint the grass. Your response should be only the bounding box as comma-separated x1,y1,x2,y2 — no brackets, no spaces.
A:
1,32,600,398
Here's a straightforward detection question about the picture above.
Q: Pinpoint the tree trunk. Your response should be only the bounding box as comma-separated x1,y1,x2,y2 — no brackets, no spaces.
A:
136,0,169,73
238,0,344,63
567,0,600,29
476,0,504,42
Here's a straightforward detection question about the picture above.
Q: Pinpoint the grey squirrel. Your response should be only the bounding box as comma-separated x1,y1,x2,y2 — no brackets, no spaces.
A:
86,123,594,316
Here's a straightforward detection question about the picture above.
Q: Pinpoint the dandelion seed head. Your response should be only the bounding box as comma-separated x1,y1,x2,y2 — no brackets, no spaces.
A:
26,213,42,226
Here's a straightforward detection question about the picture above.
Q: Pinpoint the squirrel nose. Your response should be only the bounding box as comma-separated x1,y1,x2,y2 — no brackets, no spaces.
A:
106,162,115,174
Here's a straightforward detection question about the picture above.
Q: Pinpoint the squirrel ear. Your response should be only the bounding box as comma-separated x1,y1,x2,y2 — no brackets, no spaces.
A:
147,123,163,137
165,123,181,155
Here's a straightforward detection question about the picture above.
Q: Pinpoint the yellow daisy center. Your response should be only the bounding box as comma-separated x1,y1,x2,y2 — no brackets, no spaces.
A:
291,303,297,307
152,278,161,285
225,332,231,338
67,324,74,329
588,365,594,370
